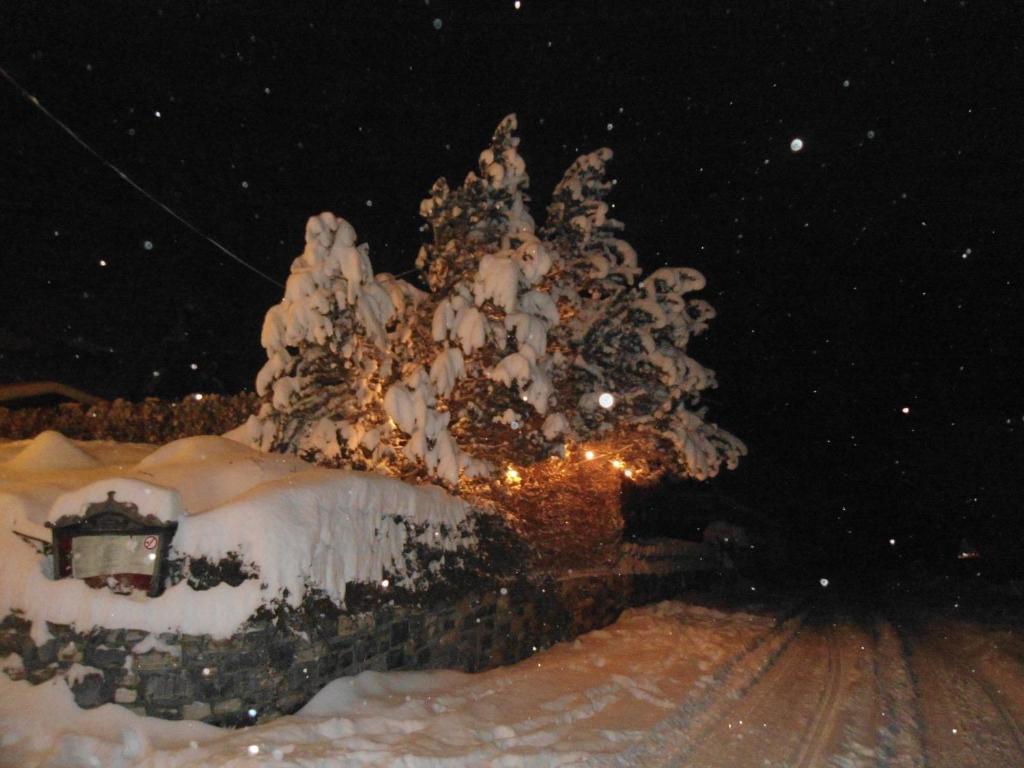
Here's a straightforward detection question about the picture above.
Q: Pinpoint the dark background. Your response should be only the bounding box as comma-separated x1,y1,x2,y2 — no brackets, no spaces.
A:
2,1,1021,581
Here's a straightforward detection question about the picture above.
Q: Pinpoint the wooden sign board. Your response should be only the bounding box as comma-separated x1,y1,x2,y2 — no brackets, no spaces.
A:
47,491,177,597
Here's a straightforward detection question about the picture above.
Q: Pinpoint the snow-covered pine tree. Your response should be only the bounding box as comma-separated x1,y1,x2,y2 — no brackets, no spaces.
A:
246,213,426,471
541,148,745,479
413,115,568,472
542,147,641,306
246,115,744,488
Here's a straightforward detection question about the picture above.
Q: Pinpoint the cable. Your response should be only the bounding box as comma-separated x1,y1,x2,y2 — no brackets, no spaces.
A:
0,65,284,288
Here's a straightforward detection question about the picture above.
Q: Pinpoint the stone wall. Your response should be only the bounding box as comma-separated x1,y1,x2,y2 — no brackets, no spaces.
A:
0,555,718,726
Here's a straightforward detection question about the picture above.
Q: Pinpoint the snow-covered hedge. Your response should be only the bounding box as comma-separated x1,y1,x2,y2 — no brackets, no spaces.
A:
0,393,259,443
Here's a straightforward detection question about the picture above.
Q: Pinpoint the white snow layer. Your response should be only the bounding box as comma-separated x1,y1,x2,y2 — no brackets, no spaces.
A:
48,478,184,525
0,433,473,639
0,601,776,767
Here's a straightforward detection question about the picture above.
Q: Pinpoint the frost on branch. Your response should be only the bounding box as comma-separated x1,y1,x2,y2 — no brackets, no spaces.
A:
247,116,744,487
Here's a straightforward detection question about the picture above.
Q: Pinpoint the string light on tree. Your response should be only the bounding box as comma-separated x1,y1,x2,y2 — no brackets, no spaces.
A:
584,450,595,461
598,392,615,409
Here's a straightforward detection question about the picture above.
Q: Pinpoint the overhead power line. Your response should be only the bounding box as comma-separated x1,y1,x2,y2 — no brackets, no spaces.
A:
0,65,284,289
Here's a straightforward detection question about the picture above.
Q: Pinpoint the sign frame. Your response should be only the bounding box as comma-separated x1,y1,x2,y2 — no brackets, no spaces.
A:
47,491,178,597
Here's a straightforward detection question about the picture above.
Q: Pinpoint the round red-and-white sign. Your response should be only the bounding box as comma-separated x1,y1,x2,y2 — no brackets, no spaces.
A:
143,535,158,551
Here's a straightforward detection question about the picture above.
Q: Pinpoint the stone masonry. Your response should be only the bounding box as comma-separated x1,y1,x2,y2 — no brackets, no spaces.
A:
0,556,717,726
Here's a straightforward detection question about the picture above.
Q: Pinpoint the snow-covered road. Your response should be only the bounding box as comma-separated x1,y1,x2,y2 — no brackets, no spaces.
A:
3,598,1024,767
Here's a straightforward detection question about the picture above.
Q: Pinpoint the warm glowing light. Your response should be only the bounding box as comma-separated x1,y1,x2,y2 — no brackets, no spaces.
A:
381,578,389,588
610,459,625,470
505,466,522,484
624,469,634,479
584,450,595,461
901,406,910,414
598,392,615,409
247,745,260,755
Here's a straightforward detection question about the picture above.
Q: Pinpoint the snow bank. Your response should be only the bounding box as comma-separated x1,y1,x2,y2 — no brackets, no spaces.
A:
0,601,776,767
173,467,473,613
3,430,100,472
1,434,475,639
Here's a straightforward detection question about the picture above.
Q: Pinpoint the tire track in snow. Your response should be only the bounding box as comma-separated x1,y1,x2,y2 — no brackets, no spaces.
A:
593,607,808,767
933,630,1024,764
673,616,838,768
969,668,1024,758
791,623,843,768
873,617,925,768
904,617,1024,768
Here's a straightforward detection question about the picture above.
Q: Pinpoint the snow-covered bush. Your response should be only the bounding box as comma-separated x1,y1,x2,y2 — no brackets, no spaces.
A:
244,115,744,486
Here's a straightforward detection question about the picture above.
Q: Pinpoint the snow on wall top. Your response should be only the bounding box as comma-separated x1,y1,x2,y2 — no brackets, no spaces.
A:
48,477,183,524
0,434,475,639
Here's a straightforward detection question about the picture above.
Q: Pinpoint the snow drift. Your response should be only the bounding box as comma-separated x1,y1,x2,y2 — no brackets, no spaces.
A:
0,433,476,639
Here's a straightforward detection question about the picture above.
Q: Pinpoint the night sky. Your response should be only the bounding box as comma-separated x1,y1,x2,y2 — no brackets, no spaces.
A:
2,1,1021,574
